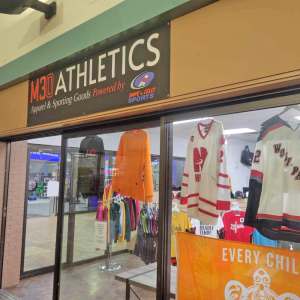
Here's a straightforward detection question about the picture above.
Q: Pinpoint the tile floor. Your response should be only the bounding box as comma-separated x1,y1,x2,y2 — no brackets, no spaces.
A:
6,254,156,300
24,212,127,271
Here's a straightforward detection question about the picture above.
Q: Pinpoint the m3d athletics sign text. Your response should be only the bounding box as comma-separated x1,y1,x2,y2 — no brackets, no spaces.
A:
27,24,170,126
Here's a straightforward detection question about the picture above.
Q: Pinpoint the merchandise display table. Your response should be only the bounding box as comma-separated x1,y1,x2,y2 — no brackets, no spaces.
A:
115,263,177,299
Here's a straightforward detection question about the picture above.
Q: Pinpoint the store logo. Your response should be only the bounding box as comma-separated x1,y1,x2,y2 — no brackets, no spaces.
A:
131,72,155,89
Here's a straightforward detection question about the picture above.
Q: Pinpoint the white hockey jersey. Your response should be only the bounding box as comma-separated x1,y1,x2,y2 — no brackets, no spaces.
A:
181,120,231,225
245,115,300,240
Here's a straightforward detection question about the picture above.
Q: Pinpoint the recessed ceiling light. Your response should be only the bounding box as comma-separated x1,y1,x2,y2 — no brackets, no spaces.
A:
173,117,210,125
294,116,300,120
224,128,257,135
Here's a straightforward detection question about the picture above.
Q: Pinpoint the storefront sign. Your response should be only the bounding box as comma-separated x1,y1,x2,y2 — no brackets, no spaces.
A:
27,24,170,126
30,152,60,162
176,233,300,300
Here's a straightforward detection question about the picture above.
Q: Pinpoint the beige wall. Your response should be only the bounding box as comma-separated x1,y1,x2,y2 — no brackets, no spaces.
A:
0,0,123,67
0,81,28,133
171,0,300,97
1,0,300,137
2,141,27,288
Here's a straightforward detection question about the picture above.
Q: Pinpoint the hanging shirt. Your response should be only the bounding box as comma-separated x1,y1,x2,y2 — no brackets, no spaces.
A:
222,210,254,243
124,197,135,231
110,202,120,244
118,201,124,238
171,211,192,257
253,229,277,247
112,130,153,202
245,115,300,240
118,201,126,244
136,200,141,225
122,200,131,242
192,216,224,238
181,120,231,226
78,135,105,198
96,202,103,221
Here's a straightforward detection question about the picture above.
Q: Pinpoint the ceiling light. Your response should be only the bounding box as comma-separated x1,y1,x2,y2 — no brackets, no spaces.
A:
173,118,210,125
224,128,257,135
294,116,300,120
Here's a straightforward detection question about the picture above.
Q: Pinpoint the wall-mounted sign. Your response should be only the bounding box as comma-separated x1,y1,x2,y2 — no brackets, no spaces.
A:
30,152,60,162
27,24,170,126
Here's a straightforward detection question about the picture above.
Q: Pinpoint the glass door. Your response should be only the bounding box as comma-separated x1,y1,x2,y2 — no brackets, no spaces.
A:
55,121,161,300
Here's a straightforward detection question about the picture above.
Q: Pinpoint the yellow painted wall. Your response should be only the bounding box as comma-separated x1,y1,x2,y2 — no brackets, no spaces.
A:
1,0,300,137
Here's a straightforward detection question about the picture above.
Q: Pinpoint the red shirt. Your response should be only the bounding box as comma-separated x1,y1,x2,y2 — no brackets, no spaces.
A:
222,210,254,243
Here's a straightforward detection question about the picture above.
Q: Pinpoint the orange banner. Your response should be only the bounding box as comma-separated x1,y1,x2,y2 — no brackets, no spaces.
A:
176,232,300,300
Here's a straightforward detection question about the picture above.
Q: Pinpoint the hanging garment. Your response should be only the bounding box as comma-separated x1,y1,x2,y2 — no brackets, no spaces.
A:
181,120,231,226
191,216,224,238
112,130,153,202
171,211,192,258
102,184,113,243
118,201,126,244
132,200,137,230
245,115,300,241
78,135,105,198
122,199,131,242
134,211,158,264
110,202,120,244
103,205,108,222
222,210,254,243
96,202,103,221
252,229,277,247
136,200,141,225
124,197,135,231
118,201,124,238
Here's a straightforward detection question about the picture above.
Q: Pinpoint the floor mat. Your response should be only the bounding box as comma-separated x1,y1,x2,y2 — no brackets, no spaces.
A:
0,290,19,300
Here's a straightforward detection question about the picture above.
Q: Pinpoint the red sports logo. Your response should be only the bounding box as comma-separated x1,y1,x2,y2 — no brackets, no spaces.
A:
193,147,208,172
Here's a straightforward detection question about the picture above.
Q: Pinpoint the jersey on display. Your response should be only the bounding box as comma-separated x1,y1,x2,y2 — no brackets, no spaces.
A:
181,120,231,225
245,115,300,240
112,129,153,202
222,210,254,243
171,211,192,257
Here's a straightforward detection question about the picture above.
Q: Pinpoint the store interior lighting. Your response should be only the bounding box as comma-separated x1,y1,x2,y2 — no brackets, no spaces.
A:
224,128,257,135
173,117,210,124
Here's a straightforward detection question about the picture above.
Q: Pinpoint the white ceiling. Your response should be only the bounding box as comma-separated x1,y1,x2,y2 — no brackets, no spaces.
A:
146,106,285,141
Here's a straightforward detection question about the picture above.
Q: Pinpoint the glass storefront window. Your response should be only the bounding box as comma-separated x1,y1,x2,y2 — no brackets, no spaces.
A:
24,139,61,272
171,104,300,299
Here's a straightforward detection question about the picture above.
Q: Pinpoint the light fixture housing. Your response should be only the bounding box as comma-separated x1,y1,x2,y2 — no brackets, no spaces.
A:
0,0,56,19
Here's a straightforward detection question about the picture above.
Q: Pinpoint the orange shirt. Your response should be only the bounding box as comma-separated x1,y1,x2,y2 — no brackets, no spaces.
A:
112,129,153,202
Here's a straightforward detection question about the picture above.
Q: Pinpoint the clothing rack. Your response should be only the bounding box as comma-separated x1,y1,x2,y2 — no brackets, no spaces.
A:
98,195,130,272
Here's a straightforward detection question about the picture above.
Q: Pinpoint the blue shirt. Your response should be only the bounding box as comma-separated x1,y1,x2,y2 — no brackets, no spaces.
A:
253,229,277,247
